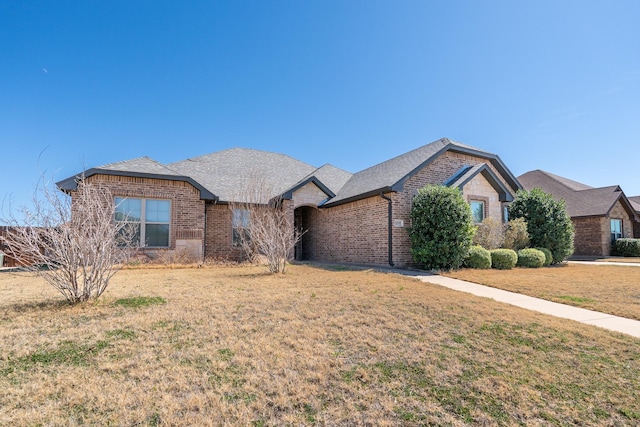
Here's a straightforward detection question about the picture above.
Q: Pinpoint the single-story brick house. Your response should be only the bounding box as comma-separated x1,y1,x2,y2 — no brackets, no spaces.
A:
518,170,639,257
630,196,640,238
57,138,522,267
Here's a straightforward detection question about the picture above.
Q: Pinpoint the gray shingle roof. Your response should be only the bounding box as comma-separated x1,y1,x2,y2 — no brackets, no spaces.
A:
98,157,183,176
169,148,320,203
629,196,640,213
518,170,637,218
323,138,521,206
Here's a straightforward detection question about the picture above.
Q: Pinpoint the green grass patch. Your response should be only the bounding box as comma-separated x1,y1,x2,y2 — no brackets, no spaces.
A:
105,328,136,340
1,340,109,376
554,295,596,303
114,296,166,308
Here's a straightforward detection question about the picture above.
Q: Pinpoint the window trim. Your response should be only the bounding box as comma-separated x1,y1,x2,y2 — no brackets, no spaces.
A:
114,197,171,248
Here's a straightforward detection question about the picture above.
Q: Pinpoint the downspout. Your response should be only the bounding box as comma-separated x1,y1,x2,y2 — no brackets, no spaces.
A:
380,192,394,267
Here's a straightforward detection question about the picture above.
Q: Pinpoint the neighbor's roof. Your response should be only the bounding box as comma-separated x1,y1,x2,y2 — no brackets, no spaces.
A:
628,196,640,213
323,137,521,207
518,170,637,219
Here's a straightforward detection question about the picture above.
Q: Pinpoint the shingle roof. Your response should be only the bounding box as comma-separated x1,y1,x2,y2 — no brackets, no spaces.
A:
628,196,640,213
169,148,320,203
323,138,521,206
97,157,183,176
518,170,636,218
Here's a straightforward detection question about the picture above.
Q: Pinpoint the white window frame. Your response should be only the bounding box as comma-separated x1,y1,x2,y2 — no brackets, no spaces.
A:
114,197,171,248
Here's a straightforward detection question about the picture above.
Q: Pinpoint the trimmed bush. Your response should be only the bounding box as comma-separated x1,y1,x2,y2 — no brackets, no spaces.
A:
464,245,492,269
516,248,545,268
535,247,553,267
613,238,640,257
490,249,517,270
509,188,574,263
409,185,475,270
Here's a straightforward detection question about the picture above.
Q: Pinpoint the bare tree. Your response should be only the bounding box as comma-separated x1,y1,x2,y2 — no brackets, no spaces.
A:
1,178,135,303
230,175,303,274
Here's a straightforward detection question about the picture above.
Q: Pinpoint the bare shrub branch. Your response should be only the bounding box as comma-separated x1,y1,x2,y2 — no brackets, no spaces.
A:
1,178,135,303
230,174,304,274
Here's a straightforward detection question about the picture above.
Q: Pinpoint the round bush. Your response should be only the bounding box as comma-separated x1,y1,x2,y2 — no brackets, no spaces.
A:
516,248,545,268
464,245,492,269
534,247,553,267
490,249,517,270
409,185,475,270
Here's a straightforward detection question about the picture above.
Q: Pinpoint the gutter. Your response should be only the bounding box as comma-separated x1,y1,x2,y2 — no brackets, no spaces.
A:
379,193,394,267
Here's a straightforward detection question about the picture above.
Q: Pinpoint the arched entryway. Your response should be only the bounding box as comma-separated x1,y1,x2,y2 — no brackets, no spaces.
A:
294,206,316,261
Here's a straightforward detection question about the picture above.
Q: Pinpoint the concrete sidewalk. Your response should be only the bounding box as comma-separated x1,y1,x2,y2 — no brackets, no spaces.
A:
399,271,640,339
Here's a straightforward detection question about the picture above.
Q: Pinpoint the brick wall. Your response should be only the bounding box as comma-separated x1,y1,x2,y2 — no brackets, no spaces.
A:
84,174,205,259
301,150,518,267
204,203,246,261
573,217,606,256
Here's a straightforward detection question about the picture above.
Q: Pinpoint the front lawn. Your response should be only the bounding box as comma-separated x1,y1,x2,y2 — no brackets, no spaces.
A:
445,263,640,321
1,265,639,425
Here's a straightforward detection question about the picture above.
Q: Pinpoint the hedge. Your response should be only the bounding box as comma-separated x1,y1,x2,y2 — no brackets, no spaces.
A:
534,247,553,267
490,249,517,270
464,245,492,269
516,248,545,268
613,238,640,257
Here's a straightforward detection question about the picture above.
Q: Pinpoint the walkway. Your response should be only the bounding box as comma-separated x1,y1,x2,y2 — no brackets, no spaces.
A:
397,270,640,339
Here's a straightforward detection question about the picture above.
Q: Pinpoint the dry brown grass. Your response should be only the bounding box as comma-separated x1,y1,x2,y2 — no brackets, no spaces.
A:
445,263,640,320
1,265,639,426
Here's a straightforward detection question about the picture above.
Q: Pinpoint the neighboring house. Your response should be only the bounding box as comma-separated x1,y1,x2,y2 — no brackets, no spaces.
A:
57,138,522,267
629,196,640,238
518,170,639,257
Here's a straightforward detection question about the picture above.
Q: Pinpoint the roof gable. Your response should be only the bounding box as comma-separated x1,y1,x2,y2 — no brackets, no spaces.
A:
445,163,515,202
323,138,521,207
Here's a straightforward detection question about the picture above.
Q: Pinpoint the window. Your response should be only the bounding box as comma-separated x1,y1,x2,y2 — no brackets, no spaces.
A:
232,208,250,246
503,205,509,223
115,198,170,247
470,200,485,223
610,219,623,243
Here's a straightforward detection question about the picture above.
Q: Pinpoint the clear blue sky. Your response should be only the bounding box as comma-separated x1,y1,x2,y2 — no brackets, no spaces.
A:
2,0,639,219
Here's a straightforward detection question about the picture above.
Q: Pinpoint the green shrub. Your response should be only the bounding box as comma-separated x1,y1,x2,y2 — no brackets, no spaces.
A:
535,247,553,266
509,188,574,263
464,245,492,269
473,218,505,250
490,249,517,270
613,238,640,257
503,218,530,251
409,185,475,270
516,248,545,268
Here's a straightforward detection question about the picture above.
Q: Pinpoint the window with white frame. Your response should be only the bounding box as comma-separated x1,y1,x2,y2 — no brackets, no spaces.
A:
470,200,485,223
114,197,171,247
610,219,623,243
232,208,250,246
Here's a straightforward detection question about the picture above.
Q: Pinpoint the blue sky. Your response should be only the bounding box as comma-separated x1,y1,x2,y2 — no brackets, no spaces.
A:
2,0,639,219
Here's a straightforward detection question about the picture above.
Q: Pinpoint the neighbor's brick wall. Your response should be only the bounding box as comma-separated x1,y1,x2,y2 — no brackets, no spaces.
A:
634,220,640,239
84,174,205,258
604,200,634,255
572,217,606,256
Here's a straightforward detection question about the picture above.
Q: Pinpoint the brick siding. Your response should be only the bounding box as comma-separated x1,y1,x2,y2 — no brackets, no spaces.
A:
84,174,205,259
